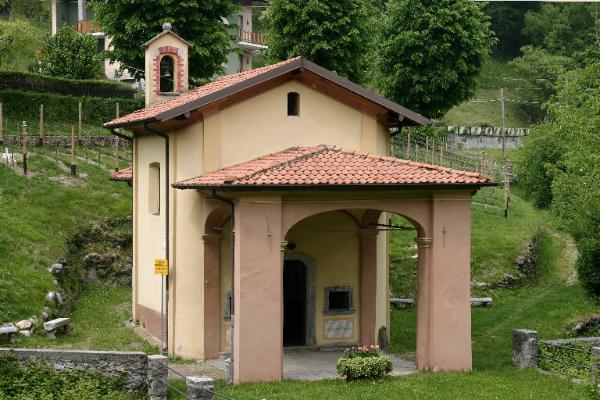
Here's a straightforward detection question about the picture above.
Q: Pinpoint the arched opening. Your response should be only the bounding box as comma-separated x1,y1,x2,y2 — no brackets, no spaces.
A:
160,56,175,93
280,208,420,378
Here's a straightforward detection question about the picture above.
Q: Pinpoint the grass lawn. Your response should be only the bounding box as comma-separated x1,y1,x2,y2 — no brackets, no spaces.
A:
16,285,157,353
442,60,536,128
0,153,131,322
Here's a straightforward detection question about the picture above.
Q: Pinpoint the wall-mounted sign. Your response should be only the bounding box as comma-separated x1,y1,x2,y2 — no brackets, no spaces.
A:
154,258,169,275
324,319,353,339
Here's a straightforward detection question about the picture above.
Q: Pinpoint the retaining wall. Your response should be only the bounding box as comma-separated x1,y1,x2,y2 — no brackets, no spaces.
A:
0,348,150,392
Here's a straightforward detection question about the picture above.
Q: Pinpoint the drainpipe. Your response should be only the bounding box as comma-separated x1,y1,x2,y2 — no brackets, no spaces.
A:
144,122,170,355
212,189,235,381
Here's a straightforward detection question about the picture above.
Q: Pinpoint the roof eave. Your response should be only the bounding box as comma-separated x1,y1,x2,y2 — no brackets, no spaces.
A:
172,182,497,191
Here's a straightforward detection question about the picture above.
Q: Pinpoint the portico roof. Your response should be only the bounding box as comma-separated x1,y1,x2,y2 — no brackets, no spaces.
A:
172,145,493,190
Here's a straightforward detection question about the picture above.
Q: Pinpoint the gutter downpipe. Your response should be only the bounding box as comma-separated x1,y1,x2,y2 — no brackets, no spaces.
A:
144,122,170,355
212,188,235,383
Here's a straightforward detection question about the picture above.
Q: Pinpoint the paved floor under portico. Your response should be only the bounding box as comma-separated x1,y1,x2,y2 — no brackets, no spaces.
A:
170,350,416,381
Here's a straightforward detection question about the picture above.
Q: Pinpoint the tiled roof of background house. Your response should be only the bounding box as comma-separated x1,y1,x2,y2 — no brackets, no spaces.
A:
173,145,492,189
110,166,133,182
104,57,430,128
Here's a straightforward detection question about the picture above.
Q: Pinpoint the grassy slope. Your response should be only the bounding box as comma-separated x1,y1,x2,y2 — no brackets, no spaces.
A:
442,60,534,128
0,153,131,322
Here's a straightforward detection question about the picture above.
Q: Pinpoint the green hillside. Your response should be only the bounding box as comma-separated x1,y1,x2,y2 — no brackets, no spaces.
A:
442,60,535,128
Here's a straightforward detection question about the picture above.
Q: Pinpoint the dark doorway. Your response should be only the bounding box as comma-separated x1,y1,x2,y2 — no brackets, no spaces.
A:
283,260,307,347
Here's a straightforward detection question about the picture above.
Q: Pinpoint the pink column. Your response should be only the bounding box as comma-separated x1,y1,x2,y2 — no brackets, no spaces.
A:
360,229,379,345
233,200,283,383
416,195,473,371
202,234,221,360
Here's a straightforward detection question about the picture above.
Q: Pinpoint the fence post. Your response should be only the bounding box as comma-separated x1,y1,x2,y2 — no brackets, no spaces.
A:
512,329,538,368
21,121,28,176
0,103,3,142
70,126,77,177
147,355,168,400
186,376,215,400
593,347,600,388
503,161,511,218
39,104,44,147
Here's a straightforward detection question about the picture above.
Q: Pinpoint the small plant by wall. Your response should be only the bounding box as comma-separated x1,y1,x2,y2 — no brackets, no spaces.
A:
336,345,392,381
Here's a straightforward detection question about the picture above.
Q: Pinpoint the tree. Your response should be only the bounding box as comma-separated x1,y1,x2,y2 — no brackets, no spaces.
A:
0,19,42,71
523,3,598,57
36,25,103,80
90,0,235,83
484,2,538,60
375,0,494,119
262,0,376,84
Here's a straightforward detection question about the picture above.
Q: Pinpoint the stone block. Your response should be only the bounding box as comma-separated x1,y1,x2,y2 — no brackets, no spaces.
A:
186,376,215,400
147,354,168,400
512,329,538,368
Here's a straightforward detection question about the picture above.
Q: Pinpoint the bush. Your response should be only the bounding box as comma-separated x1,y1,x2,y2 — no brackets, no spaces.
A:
537,341,593,381
0,89,143,127
575,239,600,297
0,71,136,99
36,25,103,80
336,346,392,381
336,355,393,381
0,354,144,400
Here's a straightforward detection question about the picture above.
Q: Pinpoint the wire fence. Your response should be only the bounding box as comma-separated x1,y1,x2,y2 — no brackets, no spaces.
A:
160,360,235,400
536,340,596,383
0,132,132,177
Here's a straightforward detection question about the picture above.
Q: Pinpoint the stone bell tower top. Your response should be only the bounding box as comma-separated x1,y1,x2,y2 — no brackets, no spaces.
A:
144,23,192,107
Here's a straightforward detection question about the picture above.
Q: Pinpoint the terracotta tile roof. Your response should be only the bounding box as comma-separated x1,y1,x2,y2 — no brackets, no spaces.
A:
111,166,133,182
104,57,430,128
105,57,303,128
172,145,492,190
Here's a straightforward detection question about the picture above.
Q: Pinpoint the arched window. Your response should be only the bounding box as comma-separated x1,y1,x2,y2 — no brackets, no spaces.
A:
160,56,175,93
287,92,300,116
148,163,160,215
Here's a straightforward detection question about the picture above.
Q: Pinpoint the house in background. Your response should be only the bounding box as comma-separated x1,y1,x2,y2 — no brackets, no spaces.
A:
107,27,492,384
50,0,267,82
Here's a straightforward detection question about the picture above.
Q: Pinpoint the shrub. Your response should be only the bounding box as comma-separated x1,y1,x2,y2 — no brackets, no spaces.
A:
336,345,392,381
0,89,143,127
575,239,600,297
36,25,103,80
537,341,593,381
0,71,136,99
336,355,393,381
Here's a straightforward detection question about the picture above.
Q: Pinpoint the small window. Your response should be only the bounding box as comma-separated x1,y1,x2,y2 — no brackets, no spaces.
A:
148,163,160,215
324,286,354,314
159,56,174,93
287,92,300,116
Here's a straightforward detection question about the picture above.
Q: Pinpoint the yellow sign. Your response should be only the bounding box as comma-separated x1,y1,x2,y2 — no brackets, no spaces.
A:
154,259,169,275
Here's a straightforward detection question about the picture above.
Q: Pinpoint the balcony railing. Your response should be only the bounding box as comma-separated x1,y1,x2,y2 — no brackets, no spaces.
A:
77,20,102,34
239,29,267,46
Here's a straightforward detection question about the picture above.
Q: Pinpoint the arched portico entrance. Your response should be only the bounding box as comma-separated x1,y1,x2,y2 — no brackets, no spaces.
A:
215,190,474,383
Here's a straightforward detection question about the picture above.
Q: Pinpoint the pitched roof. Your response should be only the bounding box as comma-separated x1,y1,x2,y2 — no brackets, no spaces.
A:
172,145,492,190
111,166,133,182
104,57,431,129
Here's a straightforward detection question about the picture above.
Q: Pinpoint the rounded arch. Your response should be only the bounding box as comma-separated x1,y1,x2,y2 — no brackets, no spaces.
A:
203,202,230,235
281,201,429,239
159,55,175,93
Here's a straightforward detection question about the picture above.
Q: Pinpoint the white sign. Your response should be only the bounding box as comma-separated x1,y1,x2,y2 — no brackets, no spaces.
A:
324,319,353,339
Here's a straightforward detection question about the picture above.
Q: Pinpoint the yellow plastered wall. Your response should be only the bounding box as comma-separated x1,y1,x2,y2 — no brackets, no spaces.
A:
206,80,383,170
171,123,205,358
135,135,167,314
285,211,360,346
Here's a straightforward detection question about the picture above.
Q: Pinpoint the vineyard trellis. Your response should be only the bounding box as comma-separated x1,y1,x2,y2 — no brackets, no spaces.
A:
393,128,511,217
